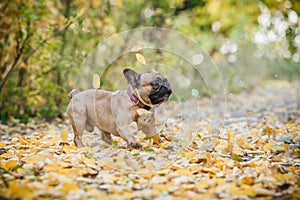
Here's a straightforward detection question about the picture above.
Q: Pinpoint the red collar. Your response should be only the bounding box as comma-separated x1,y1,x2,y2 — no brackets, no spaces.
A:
127,89,150,110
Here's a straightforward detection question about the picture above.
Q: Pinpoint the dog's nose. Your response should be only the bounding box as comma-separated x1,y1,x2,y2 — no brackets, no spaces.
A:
163,82,172,95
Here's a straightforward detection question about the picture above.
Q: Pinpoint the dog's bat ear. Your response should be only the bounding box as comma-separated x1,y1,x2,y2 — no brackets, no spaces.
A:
123,68,141,87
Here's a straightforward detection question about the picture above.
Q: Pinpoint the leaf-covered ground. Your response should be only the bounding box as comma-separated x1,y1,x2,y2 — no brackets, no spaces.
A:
1,80,299,200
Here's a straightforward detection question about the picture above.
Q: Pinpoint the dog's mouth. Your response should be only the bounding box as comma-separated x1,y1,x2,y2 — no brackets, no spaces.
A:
149,82,172,105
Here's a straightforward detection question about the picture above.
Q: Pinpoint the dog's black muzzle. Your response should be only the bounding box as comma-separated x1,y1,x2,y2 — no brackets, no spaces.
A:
149,81,172,105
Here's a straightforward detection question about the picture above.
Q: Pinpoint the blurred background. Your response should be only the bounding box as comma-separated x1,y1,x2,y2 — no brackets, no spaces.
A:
0,0,299,123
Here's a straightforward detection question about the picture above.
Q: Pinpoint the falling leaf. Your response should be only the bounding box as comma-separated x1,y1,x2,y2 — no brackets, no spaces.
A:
135,53,146,65
92,74,101,89
130,45,144,53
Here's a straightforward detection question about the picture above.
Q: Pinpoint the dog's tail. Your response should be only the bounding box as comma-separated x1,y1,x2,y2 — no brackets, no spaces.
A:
68,89,79,99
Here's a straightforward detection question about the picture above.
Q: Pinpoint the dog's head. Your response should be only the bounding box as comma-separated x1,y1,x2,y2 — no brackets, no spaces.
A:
123,68,172,106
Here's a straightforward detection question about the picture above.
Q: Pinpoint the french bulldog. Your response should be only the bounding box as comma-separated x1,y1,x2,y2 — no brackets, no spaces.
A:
67,69,172,148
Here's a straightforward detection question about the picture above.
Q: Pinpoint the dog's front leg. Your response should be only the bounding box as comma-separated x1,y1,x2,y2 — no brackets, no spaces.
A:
116,118,141,148
142,125,163,145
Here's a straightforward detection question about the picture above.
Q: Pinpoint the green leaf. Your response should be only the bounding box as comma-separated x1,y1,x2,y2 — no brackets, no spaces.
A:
231,154,243,162
145,148,154,153
12,165,23,171
85,152,93,158
38,148,45,152
112,141,118,147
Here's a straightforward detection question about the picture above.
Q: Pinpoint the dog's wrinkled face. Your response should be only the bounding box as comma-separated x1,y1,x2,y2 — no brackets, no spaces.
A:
123,69,172,105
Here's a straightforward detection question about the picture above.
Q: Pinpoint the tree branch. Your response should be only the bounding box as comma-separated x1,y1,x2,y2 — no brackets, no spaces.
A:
0,11,83,91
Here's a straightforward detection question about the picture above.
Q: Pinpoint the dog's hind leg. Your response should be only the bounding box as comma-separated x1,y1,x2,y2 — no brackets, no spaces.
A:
68,104,87,148
85,121,94,132
100,131,113,145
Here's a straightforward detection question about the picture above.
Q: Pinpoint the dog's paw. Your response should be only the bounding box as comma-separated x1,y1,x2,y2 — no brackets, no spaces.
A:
129,142,142,149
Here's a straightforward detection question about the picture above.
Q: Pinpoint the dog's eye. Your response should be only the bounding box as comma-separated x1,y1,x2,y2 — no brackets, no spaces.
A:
152,79,162,88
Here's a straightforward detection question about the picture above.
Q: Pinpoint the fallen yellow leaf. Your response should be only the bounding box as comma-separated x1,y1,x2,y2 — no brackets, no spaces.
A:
265,126,273,136
206,152,212,165
224,143,233,153
253,187,275,196
158,141,170,148
0,141,6,147
196,180,210,190
19,137,28,145
184,151,196,158
0,152,13,158
207,124,212,134
60,128,69,142
152,184,169,191
232,148,244,156
60,182,80,192
175,169,193,176
263,142,274,152
235,134,248,148
241,176,254,185
2,160,18,171
7,180,34,199
80,154,96,165
150,134,162,144
227,130,235,144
